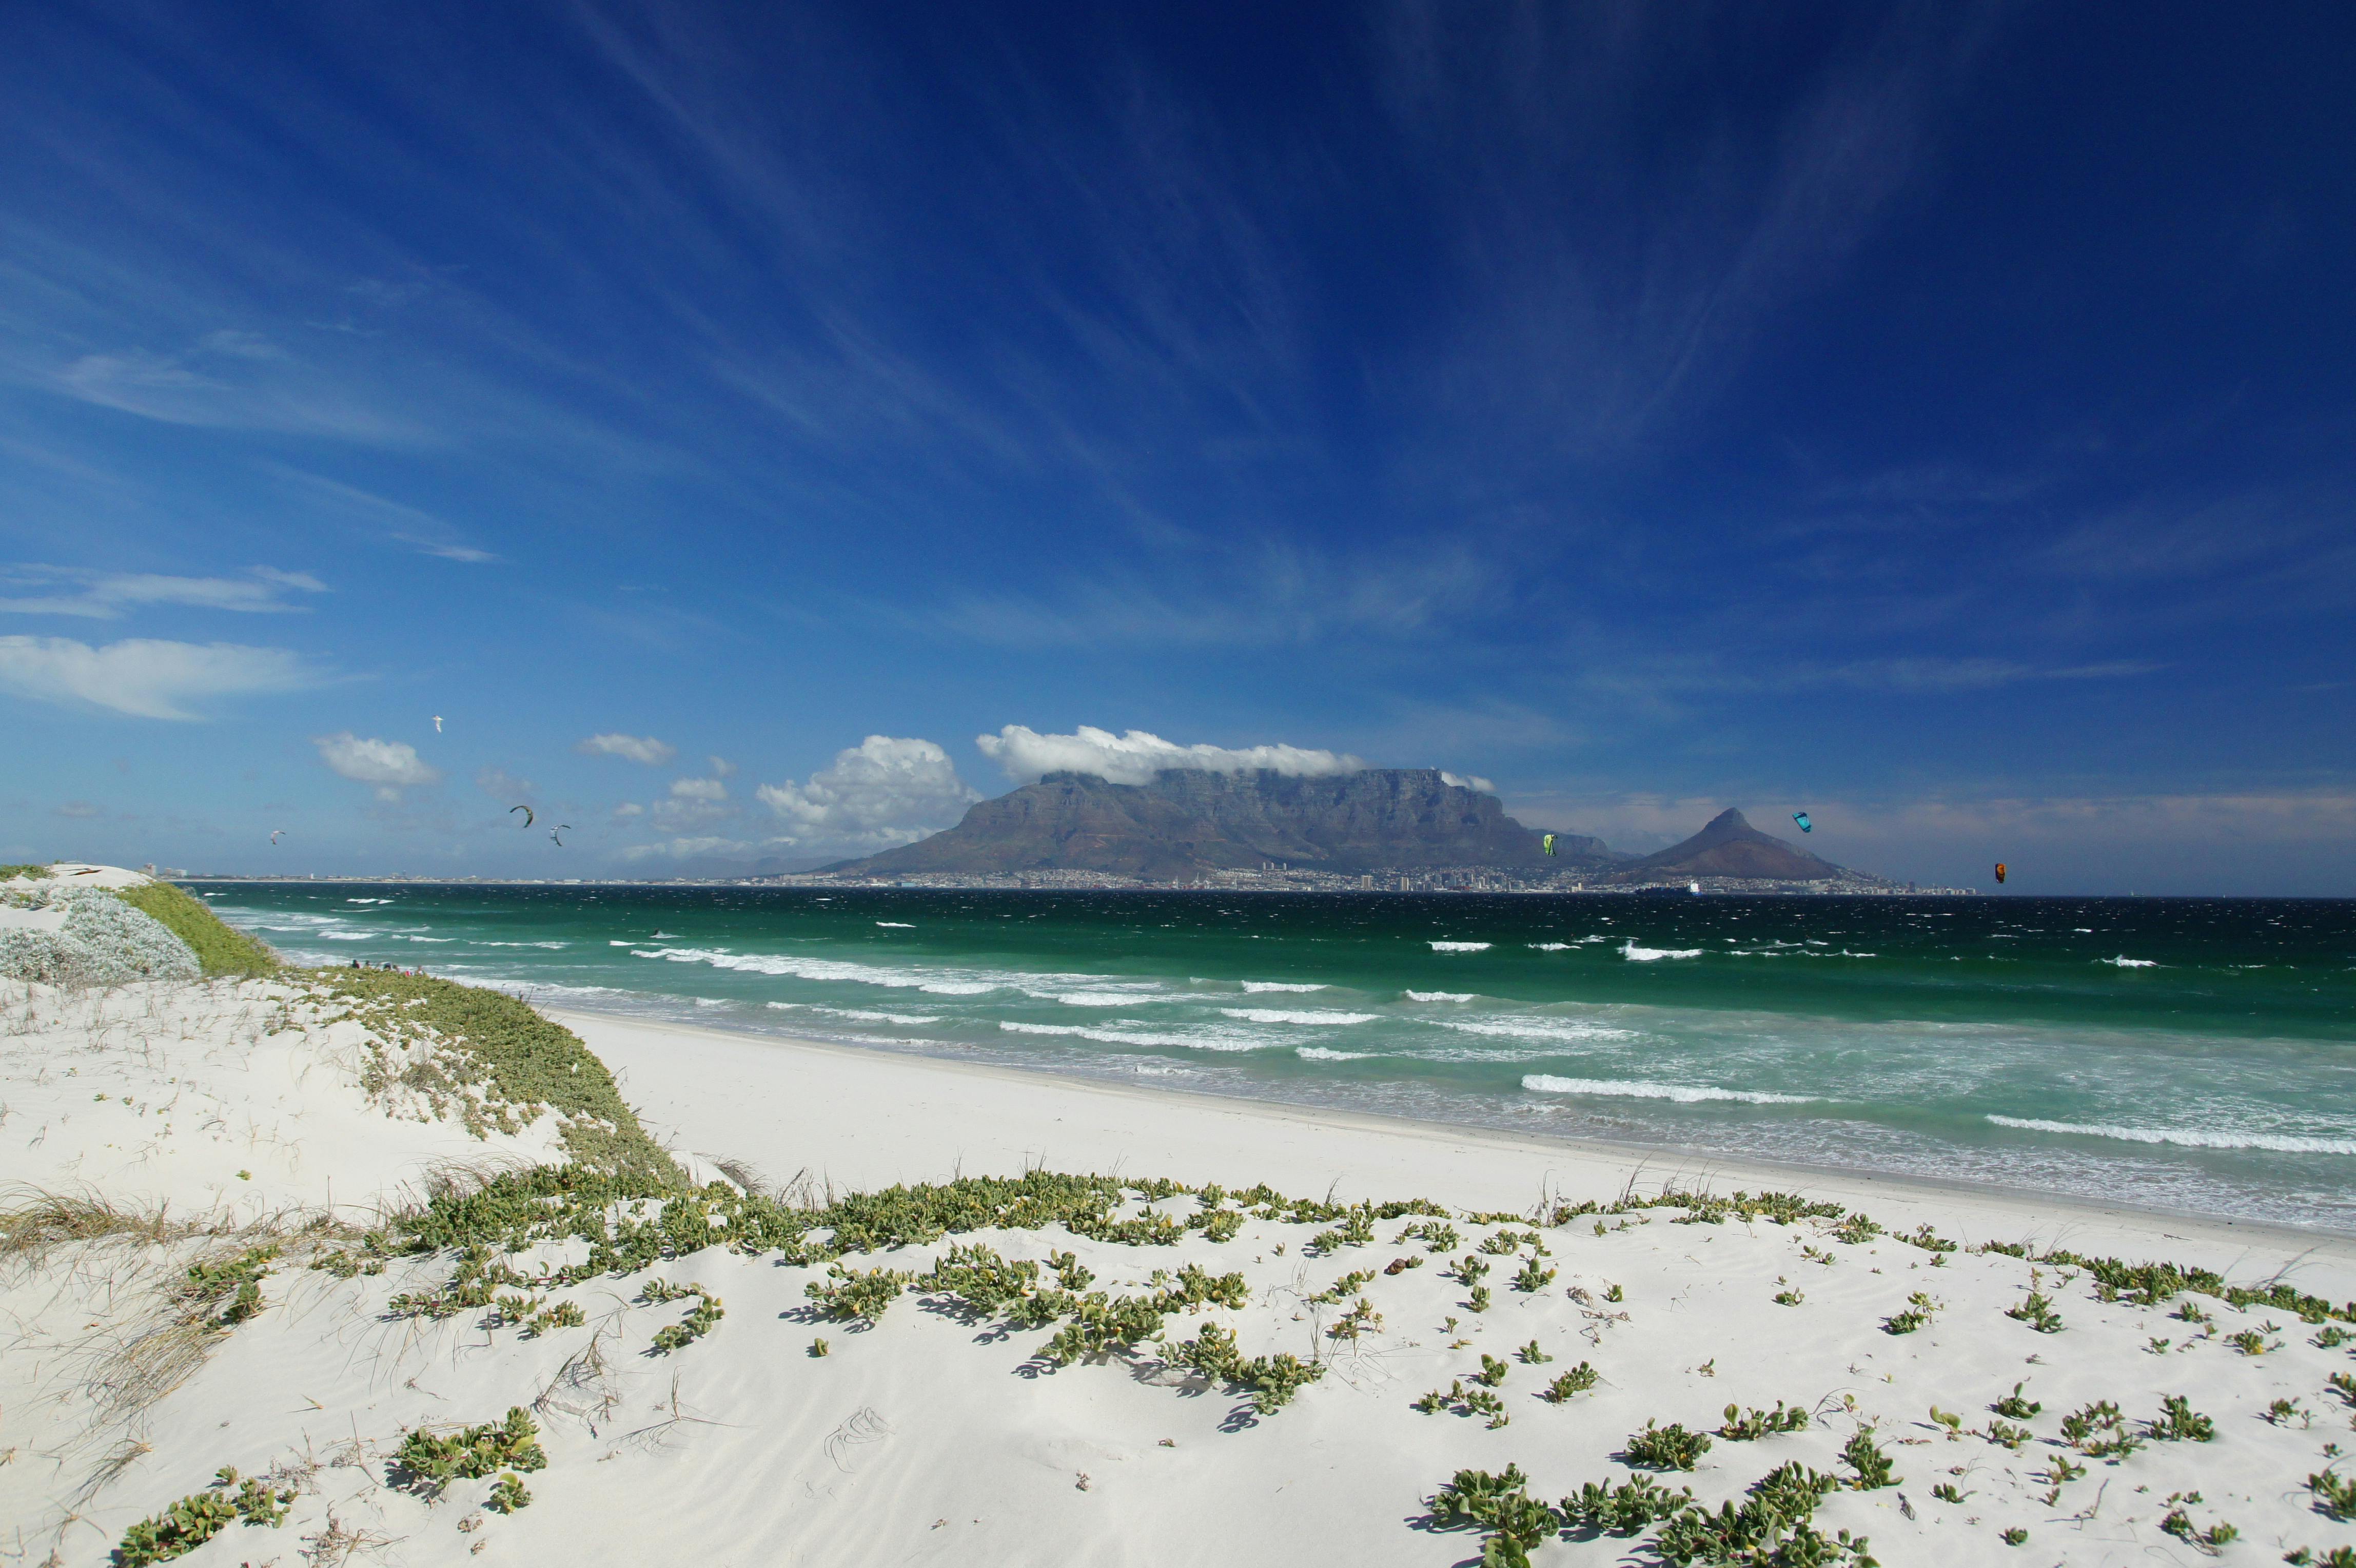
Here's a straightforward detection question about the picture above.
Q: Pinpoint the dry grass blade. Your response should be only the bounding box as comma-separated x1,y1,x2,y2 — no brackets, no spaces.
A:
302,1511,399,1567
95,1315,216,1425
65,1438,151,1511
0,1185,209,1267
534,1316,625,1432
708,1154,768,1198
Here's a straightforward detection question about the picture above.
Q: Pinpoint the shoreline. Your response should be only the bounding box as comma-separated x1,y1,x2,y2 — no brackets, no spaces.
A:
549,1004,2356,1276
17,969,2356,1565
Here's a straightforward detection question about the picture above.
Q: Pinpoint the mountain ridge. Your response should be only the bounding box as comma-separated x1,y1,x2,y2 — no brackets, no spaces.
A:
1610,808,1850,882
823,768,1615,878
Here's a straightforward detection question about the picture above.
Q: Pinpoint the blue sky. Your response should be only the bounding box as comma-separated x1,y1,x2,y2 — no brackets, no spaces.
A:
3,1,2351,891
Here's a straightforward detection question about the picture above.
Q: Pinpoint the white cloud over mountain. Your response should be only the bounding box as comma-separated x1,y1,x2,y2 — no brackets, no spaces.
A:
576,733,676,765
975,724,1365,786
0,635,316,718
758,735,980,852
315,732,441,799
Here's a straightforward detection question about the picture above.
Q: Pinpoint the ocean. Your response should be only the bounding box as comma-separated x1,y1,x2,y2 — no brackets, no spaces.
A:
195,883,2356,1231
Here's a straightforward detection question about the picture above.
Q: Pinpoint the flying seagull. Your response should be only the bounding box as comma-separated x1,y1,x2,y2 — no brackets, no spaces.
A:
510,805,534,828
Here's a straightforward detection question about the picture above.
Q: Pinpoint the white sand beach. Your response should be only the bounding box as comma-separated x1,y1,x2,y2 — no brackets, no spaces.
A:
9,907,2356,1567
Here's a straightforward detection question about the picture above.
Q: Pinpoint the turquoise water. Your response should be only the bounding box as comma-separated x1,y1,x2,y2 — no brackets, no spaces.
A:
197,884,2356,1230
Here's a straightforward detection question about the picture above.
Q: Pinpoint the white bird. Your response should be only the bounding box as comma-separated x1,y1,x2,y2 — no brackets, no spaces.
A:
433,715,443,733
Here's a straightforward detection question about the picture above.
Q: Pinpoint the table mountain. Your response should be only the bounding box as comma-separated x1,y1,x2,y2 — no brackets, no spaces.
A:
823,769,1614,878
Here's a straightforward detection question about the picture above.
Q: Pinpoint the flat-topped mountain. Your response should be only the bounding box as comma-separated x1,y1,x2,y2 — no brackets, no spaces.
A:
825,768,1615,878
1611,808,1850,882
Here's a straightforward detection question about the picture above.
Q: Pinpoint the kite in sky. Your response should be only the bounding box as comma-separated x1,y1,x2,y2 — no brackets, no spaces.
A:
510,805,534,828
1542,833,1557,856
1994,863,2008,885
270,829,284,845
433,715,443,733
549,824,572,847
1792,812,1812,833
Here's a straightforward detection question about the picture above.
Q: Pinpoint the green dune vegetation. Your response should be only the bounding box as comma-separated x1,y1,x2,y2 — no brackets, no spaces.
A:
312,968,683,1183
114,882,280,976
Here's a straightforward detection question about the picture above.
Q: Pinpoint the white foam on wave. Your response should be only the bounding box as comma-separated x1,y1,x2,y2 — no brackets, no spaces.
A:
478,940,570,949
1434,1016,1639,1045
777,1003,943,1026
1429,940,1491,952
1621,942,1703,962
1523,1075,1819,1105
1404,990,1476,1003
999,1020,1267,1053
1045,989,1171,1008
876,921,915,928
1530,943,1571,952
1296,1046,1374,1062
1218,1007,1380,1026
322,931,369,942
1986,1114,2356,1154
631,945,1005,996
1241,981,1327,993
1733,948,1877,959
2097,956,2160,968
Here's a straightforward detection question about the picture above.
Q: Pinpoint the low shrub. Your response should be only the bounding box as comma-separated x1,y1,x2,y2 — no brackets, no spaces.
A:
117,1468,295,1566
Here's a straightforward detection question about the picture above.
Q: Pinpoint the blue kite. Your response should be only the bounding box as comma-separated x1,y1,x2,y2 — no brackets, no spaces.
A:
1792,812,1813,833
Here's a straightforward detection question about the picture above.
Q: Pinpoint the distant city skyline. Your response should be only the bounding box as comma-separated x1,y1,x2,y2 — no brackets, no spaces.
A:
3,3,2351,893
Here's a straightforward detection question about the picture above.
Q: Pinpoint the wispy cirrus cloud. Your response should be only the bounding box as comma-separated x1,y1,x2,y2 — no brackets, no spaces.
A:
0,635,319,719
1580,654,2164,707
934,539,1504,648
51,330,419,440
0,564,326,618
577,733,677,765
263,467,500,563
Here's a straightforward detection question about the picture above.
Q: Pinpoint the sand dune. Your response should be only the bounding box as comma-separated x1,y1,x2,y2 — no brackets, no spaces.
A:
8,970,2356,1566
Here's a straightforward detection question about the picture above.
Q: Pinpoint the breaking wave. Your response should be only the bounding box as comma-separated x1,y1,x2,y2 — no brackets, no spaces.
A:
999,1020,1267,1053
1984,1115,2356,1153
1218,1007,1380,1026
1429,940,1491,952
1522,1075,1819,1105
1621,942,1703,962
1433,1016,1640,1044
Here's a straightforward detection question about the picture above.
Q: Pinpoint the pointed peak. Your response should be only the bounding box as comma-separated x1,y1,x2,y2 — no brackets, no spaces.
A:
1705,808,1751,830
